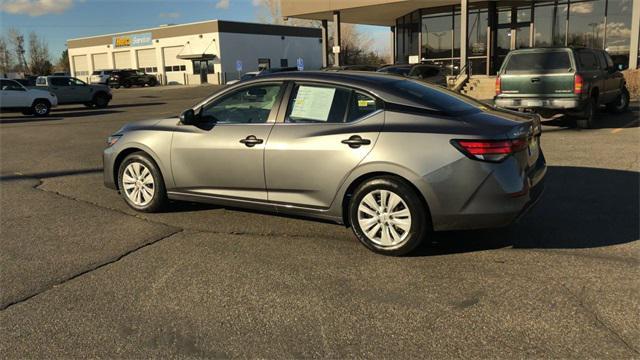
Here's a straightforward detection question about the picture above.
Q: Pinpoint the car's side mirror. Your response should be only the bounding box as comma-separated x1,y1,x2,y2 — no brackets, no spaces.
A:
180,109,197,125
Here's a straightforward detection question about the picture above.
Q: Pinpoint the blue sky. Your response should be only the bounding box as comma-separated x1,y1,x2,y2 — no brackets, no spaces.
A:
0,0,390,61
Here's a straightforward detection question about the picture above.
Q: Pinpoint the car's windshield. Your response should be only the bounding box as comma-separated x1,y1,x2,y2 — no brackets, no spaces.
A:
503,51,572,74
391,79,487,114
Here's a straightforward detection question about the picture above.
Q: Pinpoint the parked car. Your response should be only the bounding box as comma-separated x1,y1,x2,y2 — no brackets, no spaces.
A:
0,78,58,116
227,67,298,85
494,47,630,128
35,75,112,108
108,69,158,88
323,65,379,72
377,64,447,85
52,72,70,76
103,71,546,256
13,77,37,87
90,70,115,85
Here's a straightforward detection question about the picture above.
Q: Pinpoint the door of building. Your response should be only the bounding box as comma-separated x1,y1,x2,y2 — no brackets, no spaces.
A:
494,5,532,72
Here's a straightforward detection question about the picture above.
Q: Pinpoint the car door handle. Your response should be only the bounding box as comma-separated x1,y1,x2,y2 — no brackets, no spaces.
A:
239,135,264,147
531,78,540,83
341,135,371,149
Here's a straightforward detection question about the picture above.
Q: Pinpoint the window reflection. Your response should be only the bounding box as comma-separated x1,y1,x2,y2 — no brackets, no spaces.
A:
534,2,568,47
606,0,633,68
567,0,606,48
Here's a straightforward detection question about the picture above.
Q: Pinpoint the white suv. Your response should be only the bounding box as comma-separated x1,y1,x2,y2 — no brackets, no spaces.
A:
0,78,58,116
90,70,114,85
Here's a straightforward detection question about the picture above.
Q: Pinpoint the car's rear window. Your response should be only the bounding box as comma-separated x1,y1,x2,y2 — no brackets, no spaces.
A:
92,71,101,75
390,79,485,114
503,51,572,74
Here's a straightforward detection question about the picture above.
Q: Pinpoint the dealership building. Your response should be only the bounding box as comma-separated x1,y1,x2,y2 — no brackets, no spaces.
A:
283,0,640,75
66,20,322,85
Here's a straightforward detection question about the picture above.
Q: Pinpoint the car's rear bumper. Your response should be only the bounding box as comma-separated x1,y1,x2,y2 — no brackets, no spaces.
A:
431,150,547,231
495,97,582,110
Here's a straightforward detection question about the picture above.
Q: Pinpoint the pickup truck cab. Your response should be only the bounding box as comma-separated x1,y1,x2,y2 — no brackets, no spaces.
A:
36,76,112,108
0,78,58,116
494,47,629,128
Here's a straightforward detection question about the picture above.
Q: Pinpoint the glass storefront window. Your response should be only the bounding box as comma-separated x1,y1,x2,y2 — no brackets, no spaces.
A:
422,11,455,60
534,2,568,47
606,0,633,68
468,8,488,57
567,0,606,48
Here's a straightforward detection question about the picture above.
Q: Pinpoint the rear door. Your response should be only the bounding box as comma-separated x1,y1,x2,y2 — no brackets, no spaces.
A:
576,49,604,99
69,77,93,102
499,50,575,101
0,80,30,108
264,82,383,209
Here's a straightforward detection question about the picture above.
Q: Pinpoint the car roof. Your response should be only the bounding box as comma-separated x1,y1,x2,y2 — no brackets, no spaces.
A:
245,70,442,109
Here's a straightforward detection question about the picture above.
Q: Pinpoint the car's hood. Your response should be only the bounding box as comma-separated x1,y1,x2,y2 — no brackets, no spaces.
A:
117,117,180,134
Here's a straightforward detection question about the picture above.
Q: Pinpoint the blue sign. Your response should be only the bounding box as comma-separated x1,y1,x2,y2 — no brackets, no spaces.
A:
113,32,152,48
296,57,304,71
236,60,243,72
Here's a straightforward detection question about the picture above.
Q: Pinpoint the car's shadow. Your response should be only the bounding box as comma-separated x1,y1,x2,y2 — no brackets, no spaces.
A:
540,103,639,131
412,165,639,256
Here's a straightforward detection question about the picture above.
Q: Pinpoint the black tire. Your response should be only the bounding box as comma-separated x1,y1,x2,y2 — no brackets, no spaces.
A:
117,152,168,213
93,93,110,108
576,97,596,129
147,78,158,87
123,82,132,88
348,176,430,256
606,87,630,113
31,99,51,117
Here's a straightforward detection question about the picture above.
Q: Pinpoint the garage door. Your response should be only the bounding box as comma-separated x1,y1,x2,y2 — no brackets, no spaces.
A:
92,53,109,71
72,55,88,76
136,48,156,68
163,46,184,66
113,51,131,69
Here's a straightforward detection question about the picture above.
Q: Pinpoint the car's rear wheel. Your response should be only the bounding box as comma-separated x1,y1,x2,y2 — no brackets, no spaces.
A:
349,176,429,256
123,82,132,88
117,152,167,212
93,93,110,108
576,97,596,129
31,100,51,117
147,78,158,87
606,87,630,113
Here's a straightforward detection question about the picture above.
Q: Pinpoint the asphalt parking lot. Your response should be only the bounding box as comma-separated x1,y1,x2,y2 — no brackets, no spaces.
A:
1,85,638,358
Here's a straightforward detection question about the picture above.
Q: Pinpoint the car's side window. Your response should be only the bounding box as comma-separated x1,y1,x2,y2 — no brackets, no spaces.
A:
0,80,24,91
578,51,599,70
71,78,86,86
50,78,68,86
200,83,282,124
285,84,380,124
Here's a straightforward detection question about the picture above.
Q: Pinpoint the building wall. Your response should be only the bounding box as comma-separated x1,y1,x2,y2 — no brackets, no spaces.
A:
68,32,222,85
217,32,322,81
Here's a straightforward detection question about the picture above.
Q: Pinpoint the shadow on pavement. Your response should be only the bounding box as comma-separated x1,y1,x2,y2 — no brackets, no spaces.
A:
59,102,167,111
0,110,122,123
0,168,103,181
541,103,639,131
414,165,639,256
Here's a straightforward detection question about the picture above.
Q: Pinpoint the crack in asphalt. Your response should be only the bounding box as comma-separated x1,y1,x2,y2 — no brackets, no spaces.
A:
560,283,640,355
0,229,184,312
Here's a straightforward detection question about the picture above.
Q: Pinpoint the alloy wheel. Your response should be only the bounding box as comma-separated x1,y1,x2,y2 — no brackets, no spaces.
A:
357,189,412,247
34,103,48,115
122,162,155,206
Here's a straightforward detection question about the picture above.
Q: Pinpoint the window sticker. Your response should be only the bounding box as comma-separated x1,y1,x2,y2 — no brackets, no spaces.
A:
290,86,336,122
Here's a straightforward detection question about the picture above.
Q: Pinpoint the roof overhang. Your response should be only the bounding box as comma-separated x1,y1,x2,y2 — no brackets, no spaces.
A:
281,0,521,26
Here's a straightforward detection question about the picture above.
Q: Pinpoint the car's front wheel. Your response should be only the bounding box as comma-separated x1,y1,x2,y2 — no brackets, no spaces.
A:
117,152,168,212
93,93,110,108
349,176,429,256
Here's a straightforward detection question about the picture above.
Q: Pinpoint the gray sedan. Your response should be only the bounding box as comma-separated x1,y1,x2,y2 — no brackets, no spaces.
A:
103,71,546,256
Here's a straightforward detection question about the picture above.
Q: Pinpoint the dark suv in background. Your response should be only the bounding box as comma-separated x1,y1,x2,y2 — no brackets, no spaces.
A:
108,69,158,88
495,47,630,128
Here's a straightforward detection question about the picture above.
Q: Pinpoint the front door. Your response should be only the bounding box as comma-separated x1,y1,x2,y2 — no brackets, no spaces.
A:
0,80,30,108
265,83,383,209
171,82,284,201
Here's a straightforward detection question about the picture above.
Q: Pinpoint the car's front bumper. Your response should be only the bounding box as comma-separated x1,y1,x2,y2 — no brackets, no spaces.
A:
103,146,117,190
495,97,582,110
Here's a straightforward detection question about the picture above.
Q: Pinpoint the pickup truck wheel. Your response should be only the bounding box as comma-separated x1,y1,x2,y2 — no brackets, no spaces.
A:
31,100,51,117
576,98,596,129
93,93,110,108
147,78,158,87
606,88,630,113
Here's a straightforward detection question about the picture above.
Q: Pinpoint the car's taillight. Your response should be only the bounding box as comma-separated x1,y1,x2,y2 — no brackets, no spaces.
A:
574,74,583,94
451,138,528,162
495,76,501,95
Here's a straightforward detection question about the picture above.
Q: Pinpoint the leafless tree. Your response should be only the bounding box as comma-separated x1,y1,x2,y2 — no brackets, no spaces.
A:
28,32,53,75
56,49,70,74
256,0,318,27
7,28,28,73
0,36,14,76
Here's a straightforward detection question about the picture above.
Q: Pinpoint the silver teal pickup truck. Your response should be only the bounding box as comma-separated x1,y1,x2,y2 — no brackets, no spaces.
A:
35,76,112,108
494,47,629,129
